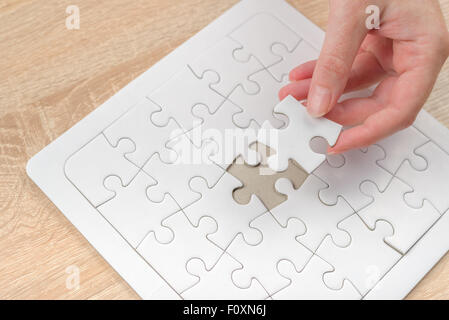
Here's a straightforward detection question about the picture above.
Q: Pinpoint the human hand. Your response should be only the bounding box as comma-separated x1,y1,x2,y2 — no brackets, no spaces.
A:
279,0,449,154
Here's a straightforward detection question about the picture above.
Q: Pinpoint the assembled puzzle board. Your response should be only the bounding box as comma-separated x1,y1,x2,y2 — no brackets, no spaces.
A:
27,0,449,299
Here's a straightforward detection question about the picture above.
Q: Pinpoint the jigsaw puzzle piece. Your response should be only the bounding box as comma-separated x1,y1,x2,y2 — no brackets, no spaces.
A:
227,213,312,295
230,13,301,68
137,212,222,293
143,134,224,209
65,134,138,207
376,126,429,174
257,95,342,173
148,65,226,132
97,172,180,248
316,214,402,295
273,256,361,300
359,178,440,254
267,41,318,82
103,98,180,167
189,37,264,96
181,253,269,300
228,143,308,211
314,145,393,211
189,100,260,169
183,173,267,249
229,69,287,129
397,141,449,213
272,176,354,251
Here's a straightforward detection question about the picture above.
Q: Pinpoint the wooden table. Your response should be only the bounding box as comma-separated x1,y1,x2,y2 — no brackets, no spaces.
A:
1,0,448,300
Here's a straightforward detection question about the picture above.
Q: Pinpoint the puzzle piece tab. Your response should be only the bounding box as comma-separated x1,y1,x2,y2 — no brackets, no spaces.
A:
142,134,224,209
189,100,260,169
316,214,402,295
189,37,264,96
272,176,354,251
183,173,267,249
137,212,221,293
148,65,226,132
257,95,342,173
65,134,138,207
229,69,287,129
273,256,361,300
397,141,449,214
182,253,269,300
359,178,440,254
103,98,180,167
98,172,180,247
314,145,392,211
227,213,312,295
230,13,301,68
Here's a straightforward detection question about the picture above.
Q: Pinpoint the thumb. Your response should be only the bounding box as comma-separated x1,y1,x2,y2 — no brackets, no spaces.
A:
307,1,371,117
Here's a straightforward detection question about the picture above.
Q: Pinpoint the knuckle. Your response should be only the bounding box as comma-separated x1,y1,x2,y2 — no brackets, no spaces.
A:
399,114,416,130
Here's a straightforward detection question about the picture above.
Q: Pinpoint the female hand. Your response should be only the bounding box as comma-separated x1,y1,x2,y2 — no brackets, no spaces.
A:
279,0,449,154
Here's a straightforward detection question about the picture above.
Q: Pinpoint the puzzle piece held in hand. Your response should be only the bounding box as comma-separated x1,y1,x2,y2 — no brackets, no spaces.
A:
65,134,138,207
183,173,267,248
137,212,221,293
314,145,392,211
397,141,449,213
359,178,440,254
98,172,180,247
182,254,269,300
230,13,301,68
189,37,264,96
148,65,226,132
272,176,354,251
103,98,180,167
228,213,312,295
257,95,342,173
273,256,361,300
316,214,401,295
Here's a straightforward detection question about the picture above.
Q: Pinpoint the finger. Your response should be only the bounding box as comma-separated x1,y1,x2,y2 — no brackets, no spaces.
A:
289,60,316,81
281,49,387,101
324,76,397,125
307,1,370,117
329,65,440,153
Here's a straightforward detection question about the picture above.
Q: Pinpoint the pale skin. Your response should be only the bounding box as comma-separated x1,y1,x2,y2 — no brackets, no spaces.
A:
279,0,449,154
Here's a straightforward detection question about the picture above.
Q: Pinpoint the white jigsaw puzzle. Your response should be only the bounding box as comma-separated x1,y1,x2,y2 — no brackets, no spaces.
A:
273,256,361,300
257,95,342,173
27,0,449,300
182,253,269,300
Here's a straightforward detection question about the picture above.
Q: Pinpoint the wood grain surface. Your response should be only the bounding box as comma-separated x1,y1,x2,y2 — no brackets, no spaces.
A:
0,0,448,300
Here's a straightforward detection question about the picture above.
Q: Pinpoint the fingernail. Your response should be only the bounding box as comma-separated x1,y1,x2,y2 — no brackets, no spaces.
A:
308,85,331,117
